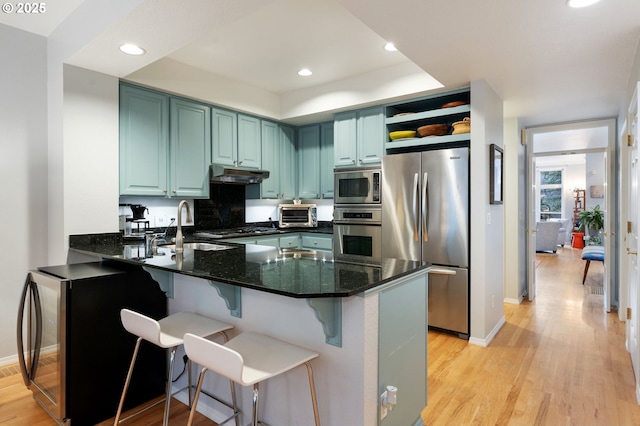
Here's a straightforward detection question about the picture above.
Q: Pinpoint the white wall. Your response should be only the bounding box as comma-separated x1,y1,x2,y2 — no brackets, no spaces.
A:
585,152,606,210
469,80,505,345
0,25,48,362
63,65,120,238
503,118,525,303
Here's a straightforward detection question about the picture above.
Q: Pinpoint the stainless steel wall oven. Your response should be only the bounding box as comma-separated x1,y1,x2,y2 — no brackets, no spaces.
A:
333,205,382,265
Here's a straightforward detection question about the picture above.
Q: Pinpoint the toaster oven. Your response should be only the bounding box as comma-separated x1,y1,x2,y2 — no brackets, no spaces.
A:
278,204,318,228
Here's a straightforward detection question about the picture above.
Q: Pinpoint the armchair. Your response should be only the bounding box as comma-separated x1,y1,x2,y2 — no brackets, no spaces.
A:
550,218,570,247
536,221,562,253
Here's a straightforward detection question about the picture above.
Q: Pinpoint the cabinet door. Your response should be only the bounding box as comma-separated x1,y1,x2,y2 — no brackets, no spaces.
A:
212,108,237,166
237,114,262,169
279,125,297,200
320,122,334,199
119,85,169,196
357,106,384,165
301,234,333,251
261,120,280,199
170,98,211,198
333,111,357,167
279,234,300,248
298,125,321,199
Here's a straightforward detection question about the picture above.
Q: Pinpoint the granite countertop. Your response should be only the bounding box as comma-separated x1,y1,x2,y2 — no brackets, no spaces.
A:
69,233,428,299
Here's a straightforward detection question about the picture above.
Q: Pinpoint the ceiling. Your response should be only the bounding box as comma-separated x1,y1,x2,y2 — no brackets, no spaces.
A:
2,0,639,128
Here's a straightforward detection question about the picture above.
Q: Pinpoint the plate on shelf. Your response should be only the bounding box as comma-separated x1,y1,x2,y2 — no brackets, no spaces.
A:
389,130,417,140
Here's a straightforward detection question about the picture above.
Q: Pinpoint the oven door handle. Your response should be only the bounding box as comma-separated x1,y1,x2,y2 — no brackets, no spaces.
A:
422,172,429,242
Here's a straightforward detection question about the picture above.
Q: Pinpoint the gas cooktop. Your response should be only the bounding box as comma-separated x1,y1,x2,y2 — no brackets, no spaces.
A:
194,226,281,239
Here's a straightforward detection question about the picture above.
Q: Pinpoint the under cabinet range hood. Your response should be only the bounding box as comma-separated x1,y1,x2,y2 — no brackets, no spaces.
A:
209,164,270,184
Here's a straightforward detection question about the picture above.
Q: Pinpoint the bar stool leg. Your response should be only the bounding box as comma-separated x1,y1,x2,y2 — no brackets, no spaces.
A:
582,259,591,285
187,366,208,426
305,362,320,426
114,337,142,425
163,346,178,426
251,383,260,426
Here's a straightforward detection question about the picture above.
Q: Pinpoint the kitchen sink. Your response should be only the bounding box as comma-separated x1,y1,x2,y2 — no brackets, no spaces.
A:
161,242,233,251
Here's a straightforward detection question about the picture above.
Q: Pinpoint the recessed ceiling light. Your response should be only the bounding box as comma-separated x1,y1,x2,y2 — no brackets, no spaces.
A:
119,44,146,55
384,42,398,52
567,0,600,7
298,68,312,77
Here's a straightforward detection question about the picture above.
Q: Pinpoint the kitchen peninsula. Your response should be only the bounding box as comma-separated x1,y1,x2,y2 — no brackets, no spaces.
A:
69,232,429,426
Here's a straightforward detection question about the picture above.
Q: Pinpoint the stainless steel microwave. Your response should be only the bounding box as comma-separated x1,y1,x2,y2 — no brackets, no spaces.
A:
279,204,318,228
333,167,381,204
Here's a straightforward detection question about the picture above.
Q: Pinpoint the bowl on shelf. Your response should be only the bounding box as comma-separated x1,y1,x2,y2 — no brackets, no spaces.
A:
389,130,417,140
417,124,449,137
451,117,470,134
441,101,467,108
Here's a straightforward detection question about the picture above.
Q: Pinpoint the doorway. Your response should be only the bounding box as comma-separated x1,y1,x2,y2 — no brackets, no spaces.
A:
524,119,617,311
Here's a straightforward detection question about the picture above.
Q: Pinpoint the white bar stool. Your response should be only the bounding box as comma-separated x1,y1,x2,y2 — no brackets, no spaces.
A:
114,309,237,426
184,331,320,426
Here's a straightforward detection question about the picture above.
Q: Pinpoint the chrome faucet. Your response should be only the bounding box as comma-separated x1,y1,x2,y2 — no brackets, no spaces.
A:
175,200,192,252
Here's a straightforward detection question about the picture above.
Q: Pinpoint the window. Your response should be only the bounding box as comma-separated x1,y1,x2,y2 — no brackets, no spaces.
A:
538,169,563,221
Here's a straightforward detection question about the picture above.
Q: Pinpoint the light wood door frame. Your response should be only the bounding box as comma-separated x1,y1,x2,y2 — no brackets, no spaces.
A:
624,82,640,402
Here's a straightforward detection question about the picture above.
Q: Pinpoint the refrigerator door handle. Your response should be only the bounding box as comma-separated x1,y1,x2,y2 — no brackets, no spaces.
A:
428,267,457,276
16,273,31,386
16,273,42,386
422,172,429,242
413,172,419,241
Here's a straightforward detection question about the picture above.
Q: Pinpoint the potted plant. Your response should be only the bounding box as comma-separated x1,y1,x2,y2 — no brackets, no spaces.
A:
578,204,604,237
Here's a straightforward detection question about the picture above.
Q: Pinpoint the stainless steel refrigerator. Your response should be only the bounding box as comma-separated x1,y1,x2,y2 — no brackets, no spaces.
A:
381,147,469,339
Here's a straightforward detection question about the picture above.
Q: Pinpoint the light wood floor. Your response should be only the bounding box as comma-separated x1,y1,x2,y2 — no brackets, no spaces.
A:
422,246,640,425
3,247,640,425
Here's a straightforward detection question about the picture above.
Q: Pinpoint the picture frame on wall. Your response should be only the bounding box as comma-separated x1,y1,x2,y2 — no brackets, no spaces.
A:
489,144,503,205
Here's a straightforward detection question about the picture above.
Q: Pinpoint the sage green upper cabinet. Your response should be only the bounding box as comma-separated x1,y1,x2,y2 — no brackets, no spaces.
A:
237,114,262,169
334,106,384,167
119,85,211,198
170,98,211,198
211,108,237,167
298,125,321,199
119,85,169,196
212,109,262,169
279,125,297,199
298,123,333,199
320,122,334,199
262,121,297,199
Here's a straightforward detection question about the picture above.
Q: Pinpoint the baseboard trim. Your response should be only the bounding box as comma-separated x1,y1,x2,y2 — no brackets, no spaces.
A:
469,316,506,347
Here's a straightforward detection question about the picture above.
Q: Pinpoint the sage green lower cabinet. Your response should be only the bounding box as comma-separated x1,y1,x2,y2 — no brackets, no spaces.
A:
279,234,300,248
300,233,332,251
262,122,297,199
377,271,427,425
298,123,333,199
221,233,330,251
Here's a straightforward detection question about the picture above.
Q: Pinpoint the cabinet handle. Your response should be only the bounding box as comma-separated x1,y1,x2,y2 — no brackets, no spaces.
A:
172,190,176,194
238,160,243,165
163,189,167,194
314,241,318,245
351,159,356,164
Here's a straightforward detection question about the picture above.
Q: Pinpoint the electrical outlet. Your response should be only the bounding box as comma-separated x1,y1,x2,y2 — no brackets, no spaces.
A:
380,391,388,420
